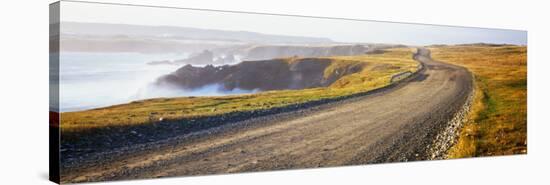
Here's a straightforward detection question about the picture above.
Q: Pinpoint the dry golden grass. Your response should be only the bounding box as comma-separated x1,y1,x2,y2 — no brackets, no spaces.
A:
429,45,527,157
60,48,419,132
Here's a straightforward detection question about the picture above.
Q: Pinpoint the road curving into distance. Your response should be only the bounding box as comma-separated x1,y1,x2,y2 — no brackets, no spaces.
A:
62,48,473,183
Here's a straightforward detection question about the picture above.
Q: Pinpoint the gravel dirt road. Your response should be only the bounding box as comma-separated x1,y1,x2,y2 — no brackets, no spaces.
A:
61,48,473,183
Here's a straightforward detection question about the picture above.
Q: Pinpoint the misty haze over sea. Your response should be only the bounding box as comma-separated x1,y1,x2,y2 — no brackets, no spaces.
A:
59,52,254,112
56,22,364,112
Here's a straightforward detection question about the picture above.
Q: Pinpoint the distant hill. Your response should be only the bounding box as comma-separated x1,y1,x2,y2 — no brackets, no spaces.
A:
60,22,334,44
58,22,335,53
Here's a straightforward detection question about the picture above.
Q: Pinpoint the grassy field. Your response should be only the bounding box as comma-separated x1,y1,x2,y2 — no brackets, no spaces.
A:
60,48,419,132
429,45,527,157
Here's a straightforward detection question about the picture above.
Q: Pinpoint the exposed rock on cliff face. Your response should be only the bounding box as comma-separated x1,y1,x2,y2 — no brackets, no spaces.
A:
155,57,364,91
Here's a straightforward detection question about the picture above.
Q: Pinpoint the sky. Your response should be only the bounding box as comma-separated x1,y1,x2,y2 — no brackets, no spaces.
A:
59,1,527,45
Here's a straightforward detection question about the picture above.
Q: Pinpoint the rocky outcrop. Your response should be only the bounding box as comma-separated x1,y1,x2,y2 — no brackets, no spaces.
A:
155,58,363,91
147,60,176,65
174,50,214,65
243,45,368,61
213,54,236,64
148,44,370,66
148,50,238,66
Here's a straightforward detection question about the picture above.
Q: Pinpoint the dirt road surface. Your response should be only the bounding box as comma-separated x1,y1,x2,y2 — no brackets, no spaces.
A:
61,48,473,183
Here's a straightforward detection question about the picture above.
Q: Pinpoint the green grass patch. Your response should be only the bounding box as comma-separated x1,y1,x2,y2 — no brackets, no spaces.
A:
430,45,527,157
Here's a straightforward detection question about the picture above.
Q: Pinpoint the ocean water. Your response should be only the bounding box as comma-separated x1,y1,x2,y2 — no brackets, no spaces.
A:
58,52,252,112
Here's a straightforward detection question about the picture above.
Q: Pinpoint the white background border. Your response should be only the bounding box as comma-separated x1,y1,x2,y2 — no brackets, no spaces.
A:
0,0,547,184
